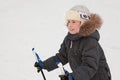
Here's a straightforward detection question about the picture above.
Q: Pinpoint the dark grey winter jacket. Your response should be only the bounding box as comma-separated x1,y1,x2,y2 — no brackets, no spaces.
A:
42,14,111,80
43,31,111,80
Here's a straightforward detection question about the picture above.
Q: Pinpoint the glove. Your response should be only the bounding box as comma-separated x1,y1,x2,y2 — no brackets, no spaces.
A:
34,62,42,73
59,71,74,80
59,74,69,80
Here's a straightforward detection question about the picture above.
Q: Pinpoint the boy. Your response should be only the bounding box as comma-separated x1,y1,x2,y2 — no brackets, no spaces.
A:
34,5,111,80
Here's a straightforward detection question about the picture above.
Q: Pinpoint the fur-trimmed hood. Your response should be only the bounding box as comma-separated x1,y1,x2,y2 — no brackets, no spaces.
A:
79,14,103,36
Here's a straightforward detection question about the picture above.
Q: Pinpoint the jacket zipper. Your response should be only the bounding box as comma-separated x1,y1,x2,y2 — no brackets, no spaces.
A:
70,41,73,48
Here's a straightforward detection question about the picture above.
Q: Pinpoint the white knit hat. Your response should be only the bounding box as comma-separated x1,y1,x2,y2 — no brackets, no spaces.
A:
65,5,91,25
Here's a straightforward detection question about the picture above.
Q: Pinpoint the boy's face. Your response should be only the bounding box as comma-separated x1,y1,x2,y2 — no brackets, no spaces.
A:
67,20,81,34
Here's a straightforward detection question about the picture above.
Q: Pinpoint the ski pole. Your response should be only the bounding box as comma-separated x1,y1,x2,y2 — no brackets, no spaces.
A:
56,61,73,80
32,48,46,80
56,61,65,75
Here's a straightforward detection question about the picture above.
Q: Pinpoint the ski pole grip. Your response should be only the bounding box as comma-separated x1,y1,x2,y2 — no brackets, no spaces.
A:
32,48,43,68
32,48,46,80
56,61,65,75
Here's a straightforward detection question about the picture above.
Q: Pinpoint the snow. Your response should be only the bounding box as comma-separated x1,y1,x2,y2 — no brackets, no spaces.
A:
0,0,120,80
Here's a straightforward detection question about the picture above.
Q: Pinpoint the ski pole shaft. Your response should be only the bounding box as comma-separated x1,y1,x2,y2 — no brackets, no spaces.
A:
32,48,46,80
56,62,65,75
40,69,46,80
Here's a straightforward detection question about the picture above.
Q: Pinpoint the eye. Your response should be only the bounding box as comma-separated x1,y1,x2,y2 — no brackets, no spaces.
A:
67,21,70,23
72,21,76,23
80,13,90,20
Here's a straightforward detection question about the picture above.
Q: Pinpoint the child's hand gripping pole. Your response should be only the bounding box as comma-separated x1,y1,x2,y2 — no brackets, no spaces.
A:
56,61,73,80
56,62,69,80
32,48,46,80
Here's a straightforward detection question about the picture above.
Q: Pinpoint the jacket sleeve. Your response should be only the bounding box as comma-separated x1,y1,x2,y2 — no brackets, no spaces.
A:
42,37,68,71
72,38,100,80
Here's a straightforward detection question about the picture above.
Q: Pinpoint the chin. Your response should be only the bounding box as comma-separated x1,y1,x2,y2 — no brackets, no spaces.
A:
70,32,78,35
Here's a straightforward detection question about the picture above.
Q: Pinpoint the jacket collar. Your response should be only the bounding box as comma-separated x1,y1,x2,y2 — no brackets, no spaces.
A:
67,32,82,41
67,30,100,41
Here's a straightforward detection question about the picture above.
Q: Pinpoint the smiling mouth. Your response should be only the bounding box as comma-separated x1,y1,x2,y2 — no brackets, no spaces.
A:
70,29,74,31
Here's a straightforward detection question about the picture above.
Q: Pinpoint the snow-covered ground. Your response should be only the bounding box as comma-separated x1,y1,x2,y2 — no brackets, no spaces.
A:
0,0,120,80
